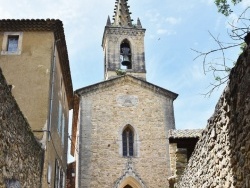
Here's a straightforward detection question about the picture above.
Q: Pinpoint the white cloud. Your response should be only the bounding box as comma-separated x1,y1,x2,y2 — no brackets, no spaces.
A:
165,17,181,25
201,0,214,6
145,12,180,37
145,10,160,23
156,29,176,35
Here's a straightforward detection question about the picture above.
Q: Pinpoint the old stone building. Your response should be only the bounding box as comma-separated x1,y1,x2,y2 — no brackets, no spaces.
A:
0,19,73,188
70,0,199,187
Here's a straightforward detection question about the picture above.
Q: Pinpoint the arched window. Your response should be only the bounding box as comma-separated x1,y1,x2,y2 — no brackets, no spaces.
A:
122,126,134,157
120,39,132,69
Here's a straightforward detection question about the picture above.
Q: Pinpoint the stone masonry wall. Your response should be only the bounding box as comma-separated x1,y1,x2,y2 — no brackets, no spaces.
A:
77,77,176,188
0,68,44,188
177,38,250,187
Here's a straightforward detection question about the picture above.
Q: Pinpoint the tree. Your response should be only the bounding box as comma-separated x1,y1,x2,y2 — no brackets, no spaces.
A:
192,1,249,96
215,0,242,16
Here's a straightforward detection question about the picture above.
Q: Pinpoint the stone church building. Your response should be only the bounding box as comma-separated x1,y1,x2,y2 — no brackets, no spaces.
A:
71,0,200,187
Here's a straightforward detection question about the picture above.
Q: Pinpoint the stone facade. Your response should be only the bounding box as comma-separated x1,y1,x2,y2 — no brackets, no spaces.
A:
102,0,146,81
73,76,177,187
0,68,44,187
176,36,250,187
102,27,146,80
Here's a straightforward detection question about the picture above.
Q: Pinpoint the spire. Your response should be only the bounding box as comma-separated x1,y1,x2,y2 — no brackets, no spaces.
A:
137,18,142,28
106,16,111,26
112,0,133,27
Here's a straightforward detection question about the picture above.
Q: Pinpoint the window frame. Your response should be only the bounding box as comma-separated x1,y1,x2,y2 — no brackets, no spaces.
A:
122,127,134,157
1,32,23,55
58,101,62,134
119,124,140,157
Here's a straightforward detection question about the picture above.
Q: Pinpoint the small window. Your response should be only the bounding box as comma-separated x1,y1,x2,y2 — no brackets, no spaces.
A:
122,127,134,157
7,35,19,52
54,160,65,188
61,113,65,145
58,101,62,133
1,32,23,55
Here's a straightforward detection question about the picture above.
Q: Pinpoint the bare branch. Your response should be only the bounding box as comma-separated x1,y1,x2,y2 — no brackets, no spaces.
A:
192,7,249,97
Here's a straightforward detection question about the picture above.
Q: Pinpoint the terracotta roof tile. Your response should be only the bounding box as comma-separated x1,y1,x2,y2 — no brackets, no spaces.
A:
169,129,203,139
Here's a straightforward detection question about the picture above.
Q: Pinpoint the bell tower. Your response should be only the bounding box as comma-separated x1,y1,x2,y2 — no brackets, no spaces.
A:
102,0,146,80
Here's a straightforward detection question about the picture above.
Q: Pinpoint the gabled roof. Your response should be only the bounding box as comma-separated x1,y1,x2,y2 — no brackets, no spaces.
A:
0,19,73,108
112,0,133,27
75,75,178,100
70,75,178,155
169,129,203,139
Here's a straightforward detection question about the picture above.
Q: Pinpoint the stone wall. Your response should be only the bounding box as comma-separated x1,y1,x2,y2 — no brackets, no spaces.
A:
0,68,44,187
76,76,177,187
176,37,250,187
66,161,76,188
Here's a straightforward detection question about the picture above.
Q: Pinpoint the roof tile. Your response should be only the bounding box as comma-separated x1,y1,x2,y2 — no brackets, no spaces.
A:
169,129,203,139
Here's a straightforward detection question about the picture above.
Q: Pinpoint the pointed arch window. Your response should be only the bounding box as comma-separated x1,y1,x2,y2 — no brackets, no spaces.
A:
122,126,134,156
120,39,132,69
124,185,133,188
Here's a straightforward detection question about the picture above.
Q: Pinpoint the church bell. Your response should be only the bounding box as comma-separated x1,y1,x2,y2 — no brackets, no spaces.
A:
121,47,131,66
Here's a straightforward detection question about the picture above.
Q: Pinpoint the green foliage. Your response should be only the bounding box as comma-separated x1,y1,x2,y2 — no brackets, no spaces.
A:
214,0,242,16
240,42,247,52
116,69,126,76
225,66,231,72
215,76,221,81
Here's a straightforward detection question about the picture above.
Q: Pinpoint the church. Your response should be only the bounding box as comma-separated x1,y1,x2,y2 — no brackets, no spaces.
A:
70,0,200,187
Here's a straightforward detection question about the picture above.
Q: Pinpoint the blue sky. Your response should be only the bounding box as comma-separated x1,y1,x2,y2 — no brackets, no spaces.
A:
1,0,249,160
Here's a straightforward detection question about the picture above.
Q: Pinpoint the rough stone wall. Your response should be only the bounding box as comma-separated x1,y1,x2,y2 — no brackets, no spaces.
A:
0,68,44,187
169,143,177,177
168,144,187,188
77,79,176,187
176,41,250,187
175,149,187,178
66,161,76,188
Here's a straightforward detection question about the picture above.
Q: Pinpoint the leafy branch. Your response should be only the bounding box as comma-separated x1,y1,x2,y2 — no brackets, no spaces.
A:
215,0,242,16
116,69,126,76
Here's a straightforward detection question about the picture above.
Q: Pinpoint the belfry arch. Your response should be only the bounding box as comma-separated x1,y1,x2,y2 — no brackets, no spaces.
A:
120,39,132,69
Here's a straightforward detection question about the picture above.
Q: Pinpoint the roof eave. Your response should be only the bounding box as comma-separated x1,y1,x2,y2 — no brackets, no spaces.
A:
75,75,178,100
